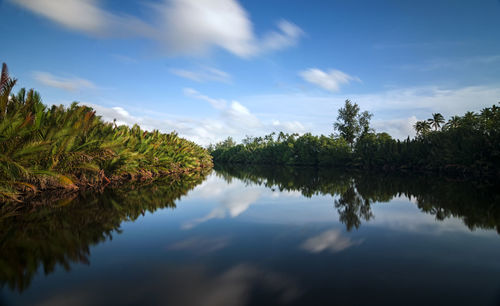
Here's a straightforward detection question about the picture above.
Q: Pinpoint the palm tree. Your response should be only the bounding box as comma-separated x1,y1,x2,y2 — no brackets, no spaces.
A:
414,120,431,136
444,115,461,130
0,63,17,118
428,113,445,131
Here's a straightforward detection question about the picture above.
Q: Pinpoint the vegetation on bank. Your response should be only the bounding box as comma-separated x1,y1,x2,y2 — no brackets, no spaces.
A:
0,63,212,202
211,99,500,178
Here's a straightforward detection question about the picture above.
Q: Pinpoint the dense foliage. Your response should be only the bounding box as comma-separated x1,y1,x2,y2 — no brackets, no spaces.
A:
0,64,212,202
211,99,500,178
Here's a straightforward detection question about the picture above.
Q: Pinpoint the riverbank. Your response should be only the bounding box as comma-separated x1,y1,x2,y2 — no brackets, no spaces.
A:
0,63,213,203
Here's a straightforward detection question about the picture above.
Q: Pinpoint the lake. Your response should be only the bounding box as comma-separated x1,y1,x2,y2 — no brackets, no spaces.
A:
1,165,500,306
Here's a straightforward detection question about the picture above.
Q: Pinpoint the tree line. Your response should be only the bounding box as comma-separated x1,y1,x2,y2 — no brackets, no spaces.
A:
210,99,500,179
0,63,213,202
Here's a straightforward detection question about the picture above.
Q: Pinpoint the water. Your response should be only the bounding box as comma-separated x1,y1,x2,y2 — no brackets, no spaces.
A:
1,166,500,306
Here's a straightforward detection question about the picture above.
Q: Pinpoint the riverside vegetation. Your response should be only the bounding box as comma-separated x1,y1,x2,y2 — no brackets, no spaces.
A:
0,63,212,202
211,100,500,179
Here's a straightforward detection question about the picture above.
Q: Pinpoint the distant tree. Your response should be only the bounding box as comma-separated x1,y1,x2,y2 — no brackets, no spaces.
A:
359,110,373,136
428,113,445,131
414,120,431,136
333,99,372,147
215,137,236,150
444,115,461,130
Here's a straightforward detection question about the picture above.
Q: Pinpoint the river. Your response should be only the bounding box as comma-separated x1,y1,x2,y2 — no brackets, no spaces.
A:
1,165,500,305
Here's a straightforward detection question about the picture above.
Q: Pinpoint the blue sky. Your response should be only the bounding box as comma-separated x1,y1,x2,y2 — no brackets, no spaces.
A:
1,0,499,145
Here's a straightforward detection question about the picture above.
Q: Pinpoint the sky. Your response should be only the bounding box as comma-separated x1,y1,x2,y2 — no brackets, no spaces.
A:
1,0,499,145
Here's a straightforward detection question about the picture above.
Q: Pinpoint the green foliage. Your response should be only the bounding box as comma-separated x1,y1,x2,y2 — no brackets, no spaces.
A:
333,99,373,147
211,101,500,179
211,132,351,167
0,63,212,202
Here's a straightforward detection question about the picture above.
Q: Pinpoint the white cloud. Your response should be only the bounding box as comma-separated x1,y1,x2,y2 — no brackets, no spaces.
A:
183,88,227,110
11,0,151,37
301,229,362,253
12,0,108,33
240,84,500,140
78,88,306,147
372,116,418,139
183,88,307,141
261,20,304,51
300,68,359,92
11,0,303,58
171,66,231,83
181,175,263,229
33,71,95,91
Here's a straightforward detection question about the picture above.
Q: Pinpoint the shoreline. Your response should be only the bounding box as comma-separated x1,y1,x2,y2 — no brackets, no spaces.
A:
2,163,213,204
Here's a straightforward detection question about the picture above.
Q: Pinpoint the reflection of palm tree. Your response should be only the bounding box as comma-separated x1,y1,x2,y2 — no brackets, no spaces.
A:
428,113,445,131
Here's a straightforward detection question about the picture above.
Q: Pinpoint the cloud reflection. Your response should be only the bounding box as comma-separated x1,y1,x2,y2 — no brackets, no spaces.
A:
182,176,263,229
36,264,301,306
301,229,362,254
168,236,230,254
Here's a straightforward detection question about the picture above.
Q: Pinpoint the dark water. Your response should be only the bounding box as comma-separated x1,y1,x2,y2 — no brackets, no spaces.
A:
1,166,500,306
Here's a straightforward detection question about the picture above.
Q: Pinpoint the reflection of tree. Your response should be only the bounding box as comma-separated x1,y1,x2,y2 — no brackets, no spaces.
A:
334,186,373,231
215,164,500,233
0,170,209,293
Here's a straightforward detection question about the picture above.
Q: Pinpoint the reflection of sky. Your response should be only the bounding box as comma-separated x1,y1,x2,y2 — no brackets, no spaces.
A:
176,173,498,238
301,229,363,253
4,172,500,306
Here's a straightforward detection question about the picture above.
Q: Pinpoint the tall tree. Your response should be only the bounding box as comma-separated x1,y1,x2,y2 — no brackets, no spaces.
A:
444,115,461,130
333,99,373,146
428,113,445,131
359,110,373,136
414,120,431,136
0,63,17,118
334,99,360,146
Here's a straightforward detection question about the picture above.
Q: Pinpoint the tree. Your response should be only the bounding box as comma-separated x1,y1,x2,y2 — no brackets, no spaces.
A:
428,113,445,131
359,110,373,136
444,115,461,130
414,120,431,136
0,63,17,118
333,99,372,147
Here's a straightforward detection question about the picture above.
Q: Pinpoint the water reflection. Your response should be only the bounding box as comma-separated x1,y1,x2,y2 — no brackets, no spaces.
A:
0,171,209,293
214,164,500,233
34,264,301,306
301,229,363,253
2,166,500,305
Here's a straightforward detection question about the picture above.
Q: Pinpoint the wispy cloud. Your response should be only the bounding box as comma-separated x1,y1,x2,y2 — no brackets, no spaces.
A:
171,66,231,83
183,88,227,110
183,88,306,138
299,68,360,92
239,84,500,140
80,88,306,146
33,71,95,91
11,0,304,58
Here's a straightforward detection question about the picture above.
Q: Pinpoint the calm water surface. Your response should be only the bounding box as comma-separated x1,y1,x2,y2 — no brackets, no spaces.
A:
1,166,500,306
